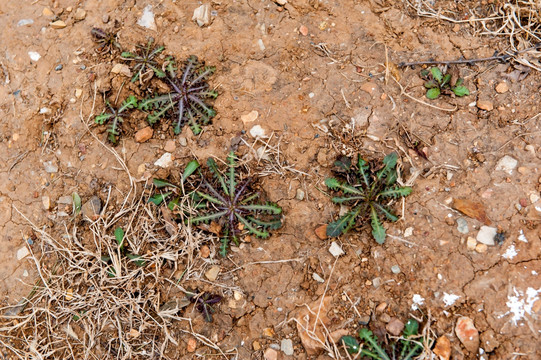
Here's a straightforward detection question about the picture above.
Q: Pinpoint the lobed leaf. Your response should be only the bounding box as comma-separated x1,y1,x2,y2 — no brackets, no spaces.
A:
426,87,441,99
370,205,386,244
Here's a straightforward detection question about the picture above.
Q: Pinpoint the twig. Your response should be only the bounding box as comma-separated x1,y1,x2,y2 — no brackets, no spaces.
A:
392,77,457,112
398,53,512,67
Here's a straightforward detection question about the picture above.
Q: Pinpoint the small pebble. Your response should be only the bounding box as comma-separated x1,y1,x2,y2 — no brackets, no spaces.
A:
43,8,54,17
17,19,34,27
164,140,176,153
192,4,211,27
299,25,308,36
102,14,110,23
475,243,488,253
312,272,324,283
75,89,82,98
179,137,187,147
43,161,58,173
456,217,469,234
17,247,30,260
205,265,220,281
74,8,86,21
296,188,305,200
253,341,261,351
386,318,404,336
55,64,63,71
154,153,174,168
372,277,381,288
138,5,157,30
476,226,497,246
315,224,327,240
135,127,153,142
476,100,493,111
81,196,102,220
391,265,401,274
525,144,535,155
28,51,41,61
280,339,294,356
187,338,197,352
50,20,67,29
495,155,517,174
495,82,509,93
264,348,278,360
455,317,479,353
329,241,344,257
466,237,477,251
240,110,258,124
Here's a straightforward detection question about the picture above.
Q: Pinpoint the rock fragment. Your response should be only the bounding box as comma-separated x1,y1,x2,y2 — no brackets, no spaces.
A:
17,247,30,260
476,100,493,111
205,265,220,281
281,339,294,355
137,5,157,31
476,226,497,246
329,241,344,257
74,8,86,21
495,82,509,93
135,127,153,142
495,155,518,174
154,153,173,168
385,318,404,336
240,110,258,124
264,348,278,360
50,20,67,29
455,316,479,353
81,196,102,220
315,224,327,240
193,4,211,27
433,335,451,360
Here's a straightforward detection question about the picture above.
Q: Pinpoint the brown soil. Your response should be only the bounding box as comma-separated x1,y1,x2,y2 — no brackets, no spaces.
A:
1,0,540,359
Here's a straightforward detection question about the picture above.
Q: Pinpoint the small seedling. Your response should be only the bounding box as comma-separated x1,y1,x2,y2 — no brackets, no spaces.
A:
95,95,138,143
121,37,166,83
341,319,424,360
101,227,146,277
421,67,469,99
151,153,282,256
91,27,122,54
186,290,222,322
138,55,218,135
325,152,412,244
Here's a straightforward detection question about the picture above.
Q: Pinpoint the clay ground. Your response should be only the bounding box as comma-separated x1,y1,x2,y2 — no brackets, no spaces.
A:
0,0,540,359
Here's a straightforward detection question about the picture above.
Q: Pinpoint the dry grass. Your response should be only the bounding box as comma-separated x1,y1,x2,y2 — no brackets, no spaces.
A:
405,0,541,71
0,86,237,359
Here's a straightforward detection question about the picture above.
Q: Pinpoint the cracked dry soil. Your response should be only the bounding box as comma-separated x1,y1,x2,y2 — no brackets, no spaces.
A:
1,0,540,359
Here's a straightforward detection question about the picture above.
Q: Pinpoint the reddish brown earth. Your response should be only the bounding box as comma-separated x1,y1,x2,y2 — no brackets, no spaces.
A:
1,0,540,359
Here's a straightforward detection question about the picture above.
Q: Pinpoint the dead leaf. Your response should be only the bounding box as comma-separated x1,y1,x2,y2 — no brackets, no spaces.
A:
386,61,401,81
209,221,222,235
452,198,491,225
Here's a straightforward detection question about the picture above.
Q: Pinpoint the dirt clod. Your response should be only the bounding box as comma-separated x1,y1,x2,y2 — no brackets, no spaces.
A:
315,224,327,240
476,100,494,111
385,318,404,336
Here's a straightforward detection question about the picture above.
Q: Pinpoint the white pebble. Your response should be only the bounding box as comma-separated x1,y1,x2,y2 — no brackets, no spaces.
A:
154,153,173,168
28,51,41,61
329,241,344,257
137,5,157,31
312,272,325,283
476,226,497,246
17,247,30,260
495,155,518,174
249,125,267,138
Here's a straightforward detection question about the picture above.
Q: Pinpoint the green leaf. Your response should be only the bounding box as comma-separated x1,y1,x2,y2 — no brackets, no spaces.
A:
370,205,386,244
357,156,371,188
114,227,125,250
235,213,270,238
72,192,81,215
126,253,146,267
121,51,135,58
403,319,419,338
95,113,113,124
340,336,360,354
378,186,412,198
455,78,464,87
452,85,469,97
430,67,442,83
325,178,363,195
182,160,200,183
247,217,282,230
358,328,390,360
441,73,451,87
334,156,351,171
373,203,399,222
207,158,229,195
153,178,178,188
238,204,282,214
148,192,172,206
424,80,438,89
426,87,441,99
376,152,398,185
326,207,360,237
190,210,228,224
227,152,237,200
420,69,429,78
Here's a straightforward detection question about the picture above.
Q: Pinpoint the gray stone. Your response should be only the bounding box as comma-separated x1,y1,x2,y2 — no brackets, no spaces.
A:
495,155,518,174
281,339,294,356
44,161,58,173
372,277,381,288
81,196,102,220
456,217,469,234
476,226,497,246
57,195,73,205
391,265,401,274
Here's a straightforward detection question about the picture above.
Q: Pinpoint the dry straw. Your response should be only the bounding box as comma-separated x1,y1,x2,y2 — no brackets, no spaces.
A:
406,0,541,71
